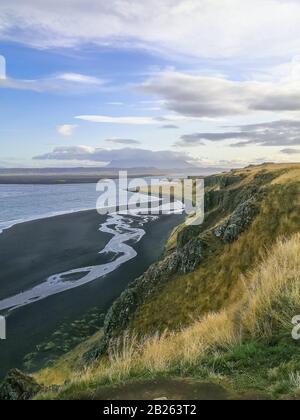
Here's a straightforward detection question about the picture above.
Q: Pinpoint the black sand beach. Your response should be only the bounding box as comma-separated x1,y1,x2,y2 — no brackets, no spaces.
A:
0,210,184,378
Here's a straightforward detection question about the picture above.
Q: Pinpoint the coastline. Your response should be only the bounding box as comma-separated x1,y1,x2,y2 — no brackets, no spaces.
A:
0,206,97,235
0,208,184,378
0,209,110,299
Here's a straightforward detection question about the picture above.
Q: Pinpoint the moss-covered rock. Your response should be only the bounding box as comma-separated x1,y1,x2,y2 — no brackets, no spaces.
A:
82,165,288,364
84,235,207,362
214,196,260,243
0,369,42,400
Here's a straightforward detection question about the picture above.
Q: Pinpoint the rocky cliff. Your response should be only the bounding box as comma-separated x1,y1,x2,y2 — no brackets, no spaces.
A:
6,162,300,400
84,164,284,362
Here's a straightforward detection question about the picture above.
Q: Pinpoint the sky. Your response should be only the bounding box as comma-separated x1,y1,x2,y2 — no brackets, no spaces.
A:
1,0,300,169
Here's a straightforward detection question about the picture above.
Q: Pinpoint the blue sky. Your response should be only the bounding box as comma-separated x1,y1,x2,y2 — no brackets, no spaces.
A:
1,0,300,169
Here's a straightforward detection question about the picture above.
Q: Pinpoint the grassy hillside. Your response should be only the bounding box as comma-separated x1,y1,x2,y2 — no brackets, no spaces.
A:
130,165,300,334
21,163,300,399
37,234,300,400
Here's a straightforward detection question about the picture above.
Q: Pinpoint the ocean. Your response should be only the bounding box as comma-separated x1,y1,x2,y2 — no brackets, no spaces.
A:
0,183,105,233
0,181,173,233
0,182,160,312
0,182,184,377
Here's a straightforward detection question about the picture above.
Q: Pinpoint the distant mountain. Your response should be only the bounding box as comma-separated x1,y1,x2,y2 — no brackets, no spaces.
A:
0,166,229,184
106,159,194,170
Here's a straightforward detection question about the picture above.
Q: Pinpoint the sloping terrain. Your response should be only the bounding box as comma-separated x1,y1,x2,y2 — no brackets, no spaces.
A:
83,163,300,355
2,163,300,400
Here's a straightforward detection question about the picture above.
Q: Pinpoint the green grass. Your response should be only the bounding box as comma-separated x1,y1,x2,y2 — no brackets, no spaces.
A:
37,336,300,400
129,180,300,335
34,163,300,400
34,331,104,387
192,335,300,399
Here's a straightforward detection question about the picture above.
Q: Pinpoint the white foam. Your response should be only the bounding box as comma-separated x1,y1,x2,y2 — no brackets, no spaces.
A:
0,195,184,313
0,192,157,234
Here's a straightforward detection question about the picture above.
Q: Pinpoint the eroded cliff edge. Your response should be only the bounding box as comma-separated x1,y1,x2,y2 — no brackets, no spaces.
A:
84,163,291,362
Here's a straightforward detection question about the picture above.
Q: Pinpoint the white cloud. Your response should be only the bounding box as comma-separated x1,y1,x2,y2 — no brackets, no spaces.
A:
141,70,300,118
75,113,212,125
176,120,300,148
57,73,103,85
75,115,159,125
107,102,124,106
57,124,78,137
0,72,105,93
0,54,6,79
255,56,300,84
1,1,300,60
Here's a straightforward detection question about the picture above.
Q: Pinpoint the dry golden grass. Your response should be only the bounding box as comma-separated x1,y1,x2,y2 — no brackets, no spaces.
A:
34,331,103,386
54,310,238,389
36,232,300,397
130,175,300,335
71,233,300,387
36,163,300,395
272,168,300,185
241,234,300,338
139,310,238,372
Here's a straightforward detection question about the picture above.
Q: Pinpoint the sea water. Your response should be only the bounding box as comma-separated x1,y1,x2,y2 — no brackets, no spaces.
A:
0,183,182,312
0,183,106,233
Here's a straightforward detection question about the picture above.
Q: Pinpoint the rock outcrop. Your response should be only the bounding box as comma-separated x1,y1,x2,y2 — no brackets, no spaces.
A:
214,196,260,243
84,237,206,362
0,369,42,400
84,172,267,363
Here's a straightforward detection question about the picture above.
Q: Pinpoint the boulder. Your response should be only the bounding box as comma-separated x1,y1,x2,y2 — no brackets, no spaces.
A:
0,369,42,400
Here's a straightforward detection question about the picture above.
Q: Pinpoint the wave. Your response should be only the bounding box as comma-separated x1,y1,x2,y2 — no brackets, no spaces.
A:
0,193,160,235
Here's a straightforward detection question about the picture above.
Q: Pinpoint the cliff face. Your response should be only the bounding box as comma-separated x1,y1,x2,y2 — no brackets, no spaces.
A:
85,235,208,361
85,163,300,363
11,162,299,400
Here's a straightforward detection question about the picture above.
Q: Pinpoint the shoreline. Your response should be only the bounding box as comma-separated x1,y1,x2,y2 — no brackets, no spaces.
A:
0,206,98,235
0,208,185,378
0,183,162,235
0,172,166,185
0,212,154,313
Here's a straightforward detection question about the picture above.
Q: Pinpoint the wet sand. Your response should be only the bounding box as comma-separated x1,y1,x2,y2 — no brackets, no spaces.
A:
0,210,184,378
